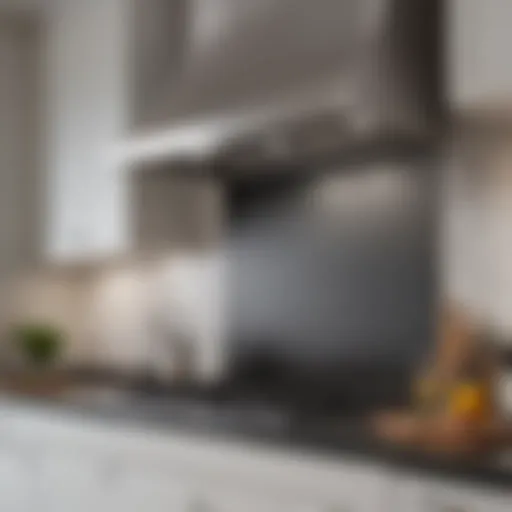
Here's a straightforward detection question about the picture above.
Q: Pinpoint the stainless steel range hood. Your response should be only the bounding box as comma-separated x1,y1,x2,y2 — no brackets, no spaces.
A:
122,0,442,166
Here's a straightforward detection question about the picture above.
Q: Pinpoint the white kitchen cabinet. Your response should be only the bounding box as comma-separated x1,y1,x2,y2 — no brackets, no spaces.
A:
449,0,512,111
45,0,129,262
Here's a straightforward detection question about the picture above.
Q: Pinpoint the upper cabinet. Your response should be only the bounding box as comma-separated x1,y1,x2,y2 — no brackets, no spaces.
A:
44,0,219,264
45,0,130,263
449,0,512,112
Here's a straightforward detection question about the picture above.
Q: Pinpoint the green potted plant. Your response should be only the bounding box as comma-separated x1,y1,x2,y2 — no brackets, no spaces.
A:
12,323,65,368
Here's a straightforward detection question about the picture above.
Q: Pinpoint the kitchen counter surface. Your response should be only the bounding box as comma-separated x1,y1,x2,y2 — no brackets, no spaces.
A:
1,380,511,493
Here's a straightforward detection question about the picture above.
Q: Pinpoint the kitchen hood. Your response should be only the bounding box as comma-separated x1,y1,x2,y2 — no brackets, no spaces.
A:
121,0,442,166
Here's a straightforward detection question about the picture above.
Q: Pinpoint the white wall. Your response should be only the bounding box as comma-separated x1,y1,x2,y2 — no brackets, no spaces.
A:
442,131,512,342
479,138,512,338
84,252,225,379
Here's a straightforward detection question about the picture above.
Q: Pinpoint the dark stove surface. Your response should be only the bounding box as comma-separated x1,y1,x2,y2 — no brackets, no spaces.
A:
120,376,373,439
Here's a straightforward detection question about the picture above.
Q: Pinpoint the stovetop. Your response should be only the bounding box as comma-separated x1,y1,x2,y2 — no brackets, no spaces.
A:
63,376,369,439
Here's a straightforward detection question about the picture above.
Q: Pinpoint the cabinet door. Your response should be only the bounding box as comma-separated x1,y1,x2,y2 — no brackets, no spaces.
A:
0,445,35,512
449,0,512,109
38,452,111,512
45,0,128,262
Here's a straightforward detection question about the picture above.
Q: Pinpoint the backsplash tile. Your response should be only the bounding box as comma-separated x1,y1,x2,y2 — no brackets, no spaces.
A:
6,271,93,365
7,251,227,379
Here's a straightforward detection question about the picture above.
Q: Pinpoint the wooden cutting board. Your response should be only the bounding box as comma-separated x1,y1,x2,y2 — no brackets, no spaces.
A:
373,411,512,455
0,370,73,397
